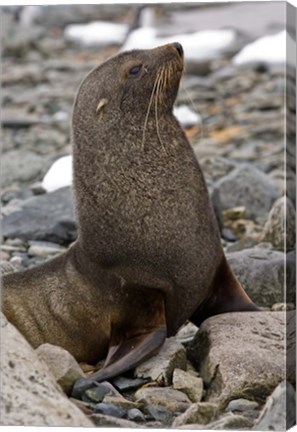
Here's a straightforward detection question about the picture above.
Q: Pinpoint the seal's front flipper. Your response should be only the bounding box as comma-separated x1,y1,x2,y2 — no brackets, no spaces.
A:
90,291,167,382
190,256,260,327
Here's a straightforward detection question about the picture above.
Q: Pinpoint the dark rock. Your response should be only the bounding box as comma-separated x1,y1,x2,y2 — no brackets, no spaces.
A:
226,248,295,307
93,402,126,418
111,376,149,392
2,187,76,245
216,164,280,219
127,408,145,423
71,378,111,403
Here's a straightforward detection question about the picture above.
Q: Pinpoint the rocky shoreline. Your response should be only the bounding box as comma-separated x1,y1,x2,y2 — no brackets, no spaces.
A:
1,3,296,429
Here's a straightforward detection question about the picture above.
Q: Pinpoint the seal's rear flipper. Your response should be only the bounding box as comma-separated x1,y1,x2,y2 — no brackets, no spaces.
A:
90,291,167,382
190,256,260,327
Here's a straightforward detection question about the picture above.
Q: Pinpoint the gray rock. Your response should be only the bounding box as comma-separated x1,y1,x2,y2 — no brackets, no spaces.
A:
173,402,219,427
93,402,126,418
89,413,140,428
71,378,110,402
134,337,187,385
226,248,295,307
172,368,203,402
216,164,280,219
127,408,145,423
188,311,287,404
260,196,296,250
0,313,93,426
36,343,85,395
2,150,52,189
2,187,76,245
253,381,296,430
145,404,173,424
200,156,238,183
227,398,259,412
208,413,254,429
135,387,191,413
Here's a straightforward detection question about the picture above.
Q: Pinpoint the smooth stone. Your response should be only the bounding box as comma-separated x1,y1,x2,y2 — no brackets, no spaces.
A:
216,164,280,219
253,381,296,430
208,413,254,429
103,396,140,410
188,312,287,404
2,186,76,245
227,398,259,412
93,402,126,418
260,196,296,250
225,236,257,253
134,337,187,385
83,385,112,404
135,387,191,413
1,313,93,426
145,404,173,425
127,408,146,423
173,402,219,427
226,248,295,307
173,368,203,402
36,343,85,395
111,376,149,392
71,378,110,401
89,413,140,428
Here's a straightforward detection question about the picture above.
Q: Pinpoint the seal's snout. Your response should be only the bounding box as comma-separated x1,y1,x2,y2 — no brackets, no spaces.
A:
172,42,183,58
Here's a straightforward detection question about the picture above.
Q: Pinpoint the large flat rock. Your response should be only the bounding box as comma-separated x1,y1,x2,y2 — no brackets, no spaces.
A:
188,311,287,405
1,313,93,426
2,186,76,245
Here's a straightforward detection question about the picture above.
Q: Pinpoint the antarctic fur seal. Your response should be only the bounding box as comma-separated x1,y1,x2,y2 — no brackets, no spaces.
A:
3,43,258,382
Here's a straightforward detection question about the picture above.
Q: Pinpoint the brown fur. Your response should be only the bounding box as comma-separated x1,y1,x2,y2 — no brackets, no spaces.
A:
2,44,258,378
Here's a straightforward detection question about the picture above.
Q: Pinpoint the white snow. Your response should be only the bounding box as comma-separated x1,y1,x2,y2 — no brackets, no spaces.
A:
42,155,73,193
64,21,129,47
122,28,236,62
174,105,202,128
233,30,293,67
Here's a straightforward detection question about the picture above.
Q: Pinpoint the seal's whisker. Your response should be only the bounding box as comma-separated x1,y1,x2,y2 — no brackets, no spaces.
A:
155,72,167,156
141,72,160,151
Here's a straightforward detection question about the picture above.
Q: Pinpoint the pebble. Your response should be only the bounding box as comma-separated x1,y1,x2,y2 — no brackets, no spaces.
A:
111,376,149,392
227,398,259,412
93,402,126,418
83,386,112,404
89,413,140,428
71,378,109,401
271,303,295,311
127,408,146,423
145,404,173,425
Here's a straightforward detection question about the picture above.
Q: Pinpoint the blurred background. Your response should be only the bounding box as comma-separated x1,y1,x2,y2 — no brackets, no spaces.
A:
1,3,296,289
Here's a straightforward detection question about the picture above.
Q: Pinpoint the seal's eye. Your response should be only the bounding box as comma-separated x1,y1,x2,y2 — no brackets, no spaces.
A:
129,65,142,76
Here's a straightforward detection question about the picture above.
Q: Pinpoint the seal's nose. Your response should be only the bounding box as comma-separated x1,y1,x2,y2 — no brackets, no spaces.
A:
172,42,183,57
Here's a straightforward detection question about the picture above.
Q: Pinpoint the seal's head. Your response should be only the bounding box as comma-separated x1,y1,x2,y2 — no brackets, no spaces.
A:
73,43,184,129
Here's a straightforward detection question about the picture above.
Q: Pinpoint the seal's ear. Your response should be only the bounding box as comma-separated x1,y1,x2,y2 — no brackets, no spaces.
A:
96,98,108,122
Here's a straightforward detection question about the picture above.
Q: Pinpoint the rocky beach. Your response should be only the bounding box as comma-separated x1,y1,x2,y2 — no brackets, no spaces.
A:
1,3,296,429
